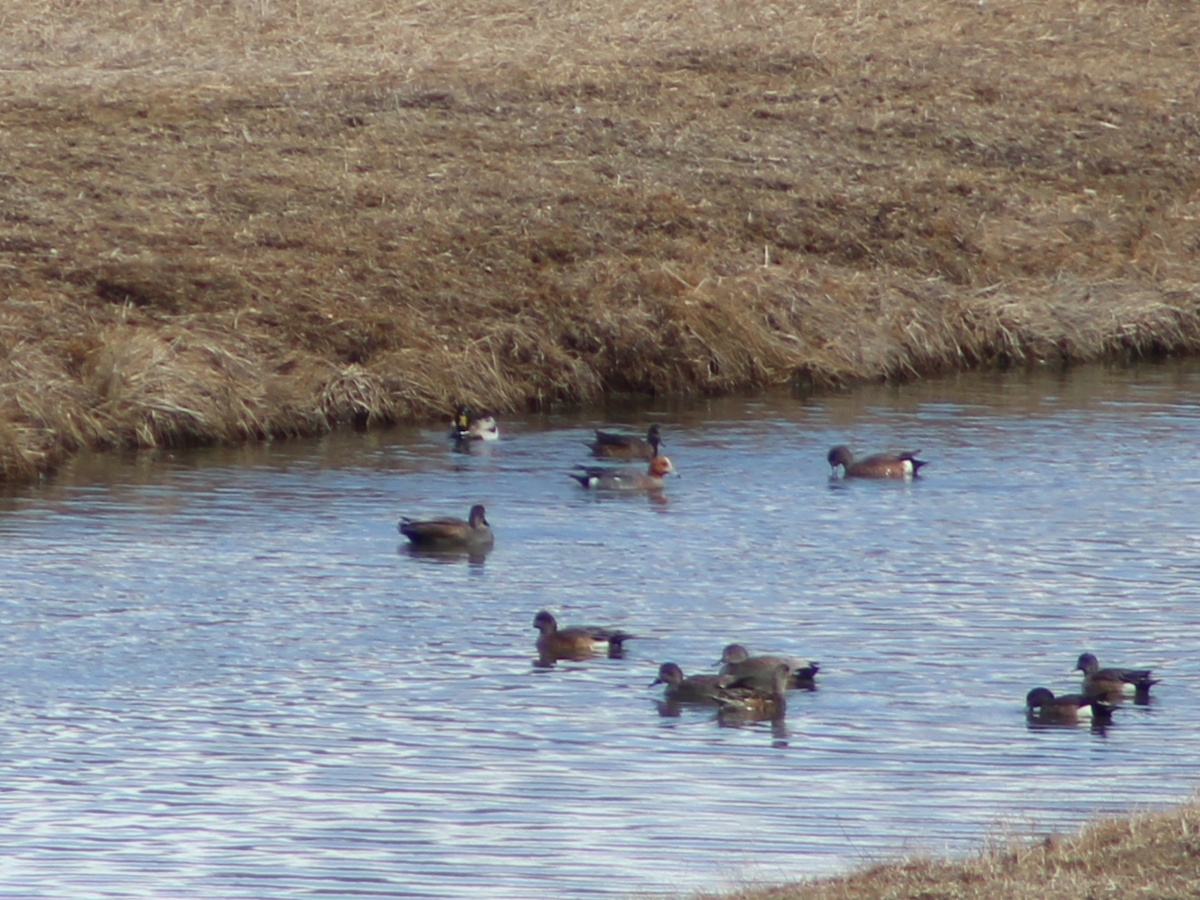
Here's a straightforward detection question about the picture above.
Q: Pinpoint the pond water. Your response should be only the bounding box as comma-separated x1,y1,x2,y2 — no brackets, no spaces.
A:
1,361,1198,899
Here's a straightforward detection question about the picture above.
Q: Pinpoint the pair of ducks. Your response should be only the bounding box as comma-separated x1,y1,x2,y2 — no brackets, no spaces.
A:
573,424,678,491
652,646,820,722
1025,652,1159,724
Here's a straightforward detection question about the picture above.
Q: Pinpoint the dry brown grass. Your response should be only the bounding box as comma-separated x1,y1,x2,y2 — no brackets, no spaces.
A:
685,800,1200,900
1,0,1199,478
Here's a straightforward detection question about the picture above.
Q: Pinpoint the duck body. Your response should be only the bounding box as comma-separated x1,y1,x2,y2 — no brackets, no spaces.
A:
570,456,677,491
587,425,663,460
715,662,791,723
398,504,494,549
651,663,724,704
533,610,634,663
1075,652,1158,702
827,445,926,479
1025,687,1114,724
717,644,819,691
451,405,499,442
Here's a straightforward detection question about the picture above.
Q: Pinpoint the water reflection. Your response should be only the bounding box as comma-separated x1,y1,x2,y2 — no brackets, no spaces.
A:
399,543,492,567
0,361,1199,899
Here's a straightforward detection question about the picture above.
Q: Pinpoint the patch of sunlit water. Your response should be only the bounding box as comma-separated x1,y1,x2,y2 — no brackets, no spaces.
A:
0,362,1198,898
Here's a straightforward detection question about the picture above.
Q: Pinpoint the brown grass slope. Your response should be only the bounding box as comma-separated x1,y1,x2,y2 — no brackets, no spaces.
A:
686,800,1200,900
1,0,1199,478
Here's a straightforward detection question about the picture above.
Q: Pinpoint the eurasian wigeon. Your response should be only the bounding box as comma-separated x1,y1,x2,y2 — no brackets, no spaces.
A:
1075,652,1158,703
717,644,819,691
398,504,494,550
451,405,499,442
587,424,663,460
827,445,926,479
650,663,724,705
533,610,634,663
1025,687,1114,724
570,455,678,491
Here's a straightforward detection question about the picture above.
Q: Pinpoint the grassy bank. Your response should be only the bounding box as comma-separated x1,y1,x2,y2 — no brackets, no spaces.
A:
686,800,1200,900
1,0,1199,479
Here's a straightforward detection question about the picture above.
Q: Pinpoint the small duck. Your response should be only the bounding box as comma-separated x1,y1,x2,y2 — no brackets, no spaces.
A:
398,504,494,550
827,445,926,479
570,456,678,491
1025,687,1114,724
450,405,499,442
587,425,663,460
533,610,634,663
717,644,819,691
650,663,724,705
1075,652,1158,703
715,662,791,723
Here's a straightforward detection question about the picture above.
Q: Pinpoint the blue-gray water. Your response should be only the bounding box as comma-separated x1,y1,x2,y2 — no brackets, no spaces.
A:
0,362,1198,899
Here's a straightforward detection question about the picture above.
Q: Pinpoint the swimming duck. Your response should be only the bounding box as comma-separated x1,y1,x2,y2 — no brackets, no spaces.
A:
570,456,678,491
1075,652,1158,703
398,504,494,550
587,425,663,460
533,610,634,663
827,445,926,479
650,663,724,704
451,405,499,442
715,662,791,722
717,644,819,691
1025,687,1114,724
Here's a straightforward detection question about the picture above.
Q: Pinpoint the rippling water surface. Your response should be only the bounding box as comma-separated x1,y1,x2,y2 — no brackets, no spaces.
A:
1,362,1199,899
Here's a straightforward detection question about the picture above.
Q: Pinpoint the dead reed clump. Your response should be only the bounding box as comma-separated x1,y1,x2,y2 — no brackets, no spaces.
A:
682,801,1200,900
317,363,395,429
1,0,1199,479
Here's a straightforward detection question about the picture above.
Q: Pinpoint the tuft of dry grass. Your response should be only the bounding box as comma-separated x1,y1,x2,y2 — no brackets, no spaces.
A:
1,0,1199,478
684,800,1200,900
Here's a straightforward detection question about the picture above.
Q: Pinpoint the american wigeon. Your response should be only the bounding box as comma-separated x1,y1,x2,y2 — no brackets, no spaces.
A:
827,445,926,479
1025,687,1114,724
717,644,819,691
451,405,499,442
715,662,791,722
533,610,634,663
1075,652,1158,703
651,663,724,705
587,425,663,460
398,504,494,549
570,456,678,491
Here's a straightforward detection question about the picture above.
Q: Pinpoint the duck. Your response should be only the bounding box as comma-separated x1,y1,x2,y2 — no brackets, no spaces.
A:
1075,652,1158,703
587,425,663,460
1025,687,1114,724
398,504,494,550
450,405,499,442
533,610,634,663
717,644,819,691
827,445,926,479
569,456,678,491
650,663,724,705
715,662,791,723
